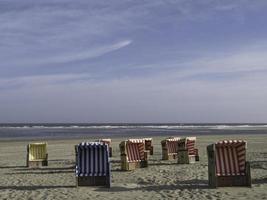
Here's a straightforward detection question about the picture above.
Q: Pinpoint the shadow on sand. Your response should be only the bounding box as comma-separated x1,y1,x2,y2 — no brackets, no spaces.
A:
0,165,26,169
95,179,209,192
6,166,74,175
253,178,267,185
0,185,75,191
14,166,74,171
250,160,267,170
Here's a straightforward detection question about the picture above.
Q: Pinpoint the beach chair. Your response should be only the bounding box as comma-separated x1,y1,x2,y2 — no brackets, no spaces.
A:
26,142,48,168
120,139,148,171
96,138,112,157
177,137,199,164
207,140,251,188
143,138,154,155
75,142,111,187
161,137,180,160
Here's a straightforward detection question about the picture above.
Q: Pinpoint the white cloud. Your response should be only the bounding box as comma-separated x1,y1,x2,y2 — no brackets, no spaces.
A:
0,40,132,68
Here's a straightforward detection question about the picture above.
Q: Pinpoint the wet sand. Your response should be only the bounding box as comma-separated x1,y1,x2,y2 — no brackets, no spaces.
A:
0,134,266,199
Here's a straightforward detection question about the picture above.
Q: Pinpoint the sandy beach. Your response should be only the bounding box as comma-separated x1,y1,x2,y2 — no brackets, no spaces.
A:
0,134,266,200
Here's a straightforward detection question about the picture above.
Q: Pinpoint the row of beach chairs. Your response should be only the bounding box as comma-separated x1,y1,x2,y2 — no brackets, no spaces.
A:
26,137,251,188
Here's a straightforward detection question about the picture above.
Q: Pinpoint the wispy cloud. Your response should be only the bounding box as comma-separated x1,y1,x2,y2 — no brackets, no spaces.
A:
18,40,132,66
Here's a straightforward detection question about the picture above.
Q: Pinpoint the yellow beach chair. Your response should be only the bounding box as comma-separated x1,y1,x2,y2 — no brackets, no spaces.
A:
27,142,48,168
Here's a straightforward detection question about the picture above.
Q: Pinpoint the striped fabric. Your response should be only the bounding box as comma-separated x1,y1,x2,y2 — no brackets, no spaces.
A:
167,141,178,154
186,139,196,155
97,139,111,146
126,139,145,162
215,140,247,176
75,142,110,177
166,137,180,154
28,143,47,161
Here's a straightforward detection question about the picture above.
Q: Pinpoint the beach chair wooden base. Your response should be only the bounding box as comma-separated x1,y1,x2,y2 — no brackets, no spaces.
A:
109,147,112,157
149,146,154,155
76,176,110,188
195,155,200,161
177,150,195,164
162,151,177,160
121,159,148,171
216,175,250,187
27,160,48,168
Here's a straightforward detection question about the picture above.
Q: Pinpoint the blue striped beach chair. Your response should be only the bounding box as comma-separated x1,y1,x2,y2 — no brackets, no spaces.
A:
75,142,111,187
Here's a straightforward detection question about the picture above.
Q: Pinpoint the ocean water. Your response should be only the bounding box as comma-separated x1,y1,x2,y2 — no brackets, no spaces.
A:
0,123,267,140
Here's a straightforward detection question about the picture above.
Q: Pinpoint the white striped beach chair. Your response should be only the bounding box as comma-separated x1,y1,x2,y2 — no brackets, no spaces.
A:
161,137,181,160
75,142,111,187
27,142,48,168
177,137,199,164
119,139,148,171
207,140,251,188
96,138,112,157
143,138,154,155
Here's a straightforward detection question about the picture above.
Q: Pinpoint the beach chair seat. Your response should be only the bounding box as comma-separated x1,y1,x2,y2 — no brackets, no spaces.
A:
207,140,251,188
96,138,112,157
27,142,48,168
161,137,181,160
120,139,148,170
75,142,111,187
177,137,199,164
143,138,154,155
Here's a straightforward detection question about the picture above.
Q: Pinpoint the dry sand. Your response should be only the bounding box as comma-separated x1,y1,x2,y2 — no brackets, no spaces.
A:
0,134,266,200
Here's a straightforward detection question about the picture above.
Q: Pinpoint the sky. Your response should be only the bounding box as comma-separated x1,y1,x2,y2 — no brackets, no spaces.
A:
1,0,267,123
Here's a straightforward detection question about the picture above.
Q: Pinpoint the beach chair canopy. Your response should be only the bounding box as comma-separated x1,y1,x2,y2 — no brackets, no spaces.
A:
178,137,197,155
28,143,47,161
165,137,180,154
97,139,111,146
126,139,145,162
215,140,246,176
75,142,110,177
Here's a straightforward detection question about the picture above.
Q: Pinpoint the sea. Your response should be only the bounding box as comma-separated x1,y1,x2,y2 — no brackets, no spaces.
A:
0,123,267,140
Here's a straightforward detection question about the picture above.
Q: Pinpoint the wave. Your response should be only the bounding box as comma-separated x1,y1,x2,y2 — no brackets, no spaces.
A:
1,124,267,130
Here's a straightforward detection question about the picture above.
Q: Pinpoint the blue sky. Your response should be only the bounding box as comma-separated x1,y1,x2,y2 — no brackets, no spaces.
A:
1,0,267,123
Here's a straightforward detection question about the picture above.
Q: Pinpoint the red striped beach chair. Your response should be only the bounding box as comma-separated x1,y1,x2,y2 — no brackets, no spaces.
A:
161,137,181,160
207,140,251,188
119,139,148,171
96,138,112,157
75,142,111,187
143,138,154,155
177,137,199,164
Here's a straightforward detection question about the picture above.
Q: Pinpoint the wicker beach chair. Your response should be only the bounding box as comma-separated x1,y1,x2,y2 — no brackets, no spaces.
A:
207,140,251,188
96,138,112,157
161,137,181,160
143,138,154,155
26,142,48,168
177,137,199,164
75,142,111,187
119,139,148,171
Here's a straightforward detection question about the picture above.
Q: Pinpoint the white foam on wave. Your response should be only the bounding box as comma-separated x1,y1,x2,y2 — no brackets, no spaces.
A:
1,124,267,130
